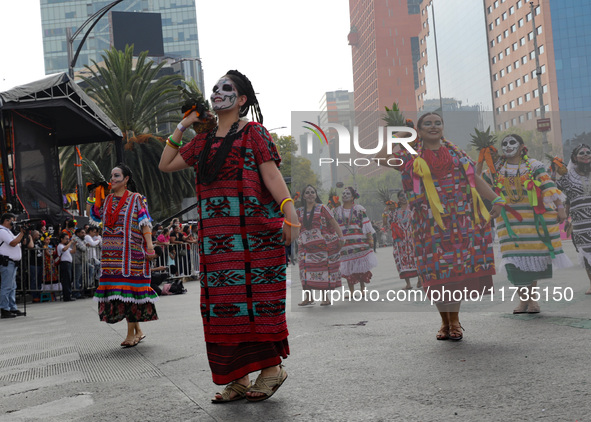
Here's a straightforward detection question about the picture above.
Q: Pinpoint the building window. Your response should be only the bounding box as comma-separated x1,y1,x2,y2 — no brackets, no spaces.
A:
526,12,532,22
488,6,493,14
521,55,527,64
513,42,518,51
509,6,515,15
540,64,546,74
496,17,501,26
496,107,501,115
516,78,522,87
491,40,495,47
489,23,494,31
532,69,537,79
505,47,511,56
520,37,525,46
518,18,524,27
492,56,497,64
535,108,541,117
527,111,533,120
494,0,499,8
533,88,539,97
517,0,523,9
499,52,504,60
495,90,500,98
502,86,507,94
517,97,523,105
511,24,516,33
528,32,534,41
507,64,512,73
535,5,541,15
500,69,505,77
503,104,508,111
519,114,525,123
494,73,499,81
502,12,507,20
530,50,536,59
537,26,543,35
497,34,502,43
509,82,514,91
504,29,509,38
544,104,549,112
538,45,544,54
514,60,520,69
510,100,516,109
524,74,529,83
543,84,548,93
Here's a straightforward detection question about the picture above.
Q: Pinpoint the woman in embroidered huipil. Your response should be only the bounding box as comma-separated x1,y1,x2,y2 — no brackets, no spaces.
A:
387,113,503,341
88,164,158,348
387,190,419,289
482,134,570,314
296,184,344,306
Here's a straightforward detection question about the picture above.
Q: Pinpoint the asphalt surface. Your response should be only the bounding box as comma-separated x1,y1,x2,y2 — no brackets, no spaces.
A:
1,240,591,422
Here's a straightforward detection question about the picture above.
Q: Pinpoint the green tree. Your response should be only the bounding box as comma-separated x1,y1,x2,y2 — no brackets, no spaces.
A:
272,134,319,192
342,170,403,220
59,46,198,220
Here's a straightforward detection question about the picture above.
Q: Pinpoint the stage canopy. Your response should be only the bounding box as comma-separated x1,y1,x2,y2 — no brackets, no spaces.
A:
0,73,122,224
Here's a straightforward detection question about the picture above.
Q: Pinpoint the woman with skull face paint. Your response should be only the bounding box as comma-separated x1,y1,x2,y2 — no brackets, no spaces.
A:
88,164,158,348
557,144,591,294
159,70,296,403
296,185,344,306
483,134,571,313
386,113,503,341
387,191,419,290
333,187,378,295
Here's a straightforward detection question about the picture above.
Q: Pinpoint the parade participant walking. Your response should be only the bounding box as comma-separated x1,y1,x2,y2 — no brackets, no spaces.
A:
57,232,76,302
482,134,570,313
386,113,502,341
159,70,297,403
387,191,419,290
0,213,26,318
333,187,377,296
88,164,158,348
296,184,344,306
557,144,591,294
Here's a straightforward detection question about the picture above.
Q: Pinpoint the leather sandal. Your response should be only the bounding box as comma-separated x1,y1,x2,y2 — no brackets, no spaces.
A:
211,381,251,403
246,365,288,402
436,325,449,340
448,324,464,341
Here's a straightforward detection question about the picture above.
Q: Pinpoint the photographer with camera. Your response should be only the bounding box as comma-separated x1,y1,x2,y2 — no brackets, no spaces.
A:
0,213,26,319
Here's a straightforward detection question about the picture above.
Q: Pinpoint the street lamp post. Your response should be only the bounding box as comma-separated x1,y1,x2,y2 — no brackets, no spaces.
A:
66,0,125,215
530,1,549,155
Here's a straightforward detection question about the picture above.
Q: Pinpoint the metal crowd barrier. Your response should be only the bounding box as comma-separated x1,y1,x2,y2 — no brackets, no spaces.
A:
16,242,199,302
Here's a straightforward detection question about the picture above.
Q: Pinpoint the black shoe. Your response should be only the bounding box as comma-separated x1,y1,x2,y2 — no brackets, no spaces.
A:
10,310,25,316
1,309,16,319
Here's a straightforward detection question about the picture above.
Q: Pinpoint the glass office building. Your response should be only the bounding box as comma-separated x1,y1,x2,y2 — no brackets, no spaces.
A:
40,0,204,91
549,1,591,155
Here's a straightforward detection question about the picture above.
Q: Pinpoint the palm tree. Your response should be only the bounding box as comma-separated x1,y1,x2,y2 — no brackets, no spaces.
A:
59,46,198,221
382,102,405,126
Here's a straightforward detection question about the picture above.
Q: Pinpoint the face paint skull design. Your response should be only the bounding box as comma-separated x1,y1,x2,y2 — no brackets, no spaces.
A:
501,136,521,158
341,189,353,202
210,78,238,111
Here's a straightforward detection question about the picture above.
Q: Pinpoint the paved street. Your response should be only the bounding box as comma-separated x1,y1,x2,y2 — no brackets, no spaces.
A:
1,240,591,421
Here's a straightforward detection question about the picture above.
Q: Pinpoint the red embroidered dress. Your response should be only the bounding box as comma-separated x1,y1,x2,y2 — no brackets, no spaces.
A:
179,122,289,384
296,204,342,290
391,140,496,300
90,192,158,323
387,207,419,279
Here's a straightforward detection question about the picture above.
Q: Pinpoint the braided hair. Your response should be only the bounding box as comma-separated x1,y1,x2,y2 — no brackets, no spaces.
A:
225,70,263,124
197,70,263,185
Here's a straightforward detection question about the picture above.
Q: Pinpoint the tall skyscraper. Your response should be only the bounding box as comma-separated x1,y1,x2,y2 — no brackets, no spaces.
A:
484,0,561,152
40,0,204,90
348,0,421,176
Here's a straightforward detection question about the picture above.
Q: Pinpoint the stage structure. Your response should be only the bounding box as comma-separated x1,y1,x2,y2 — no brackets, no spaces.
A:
0,73,122,225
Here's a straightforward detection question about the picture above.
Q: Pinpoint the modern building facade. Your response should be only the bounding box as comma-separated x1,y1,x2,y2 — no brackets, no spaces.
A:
348,0,421,176
416,0,495,149
484,0,561,153
40,0,204,91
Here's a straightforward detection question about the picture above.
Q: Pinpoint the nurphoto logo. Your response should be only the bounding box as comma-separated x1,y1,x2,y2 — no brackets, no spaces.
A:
302,122,418,168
